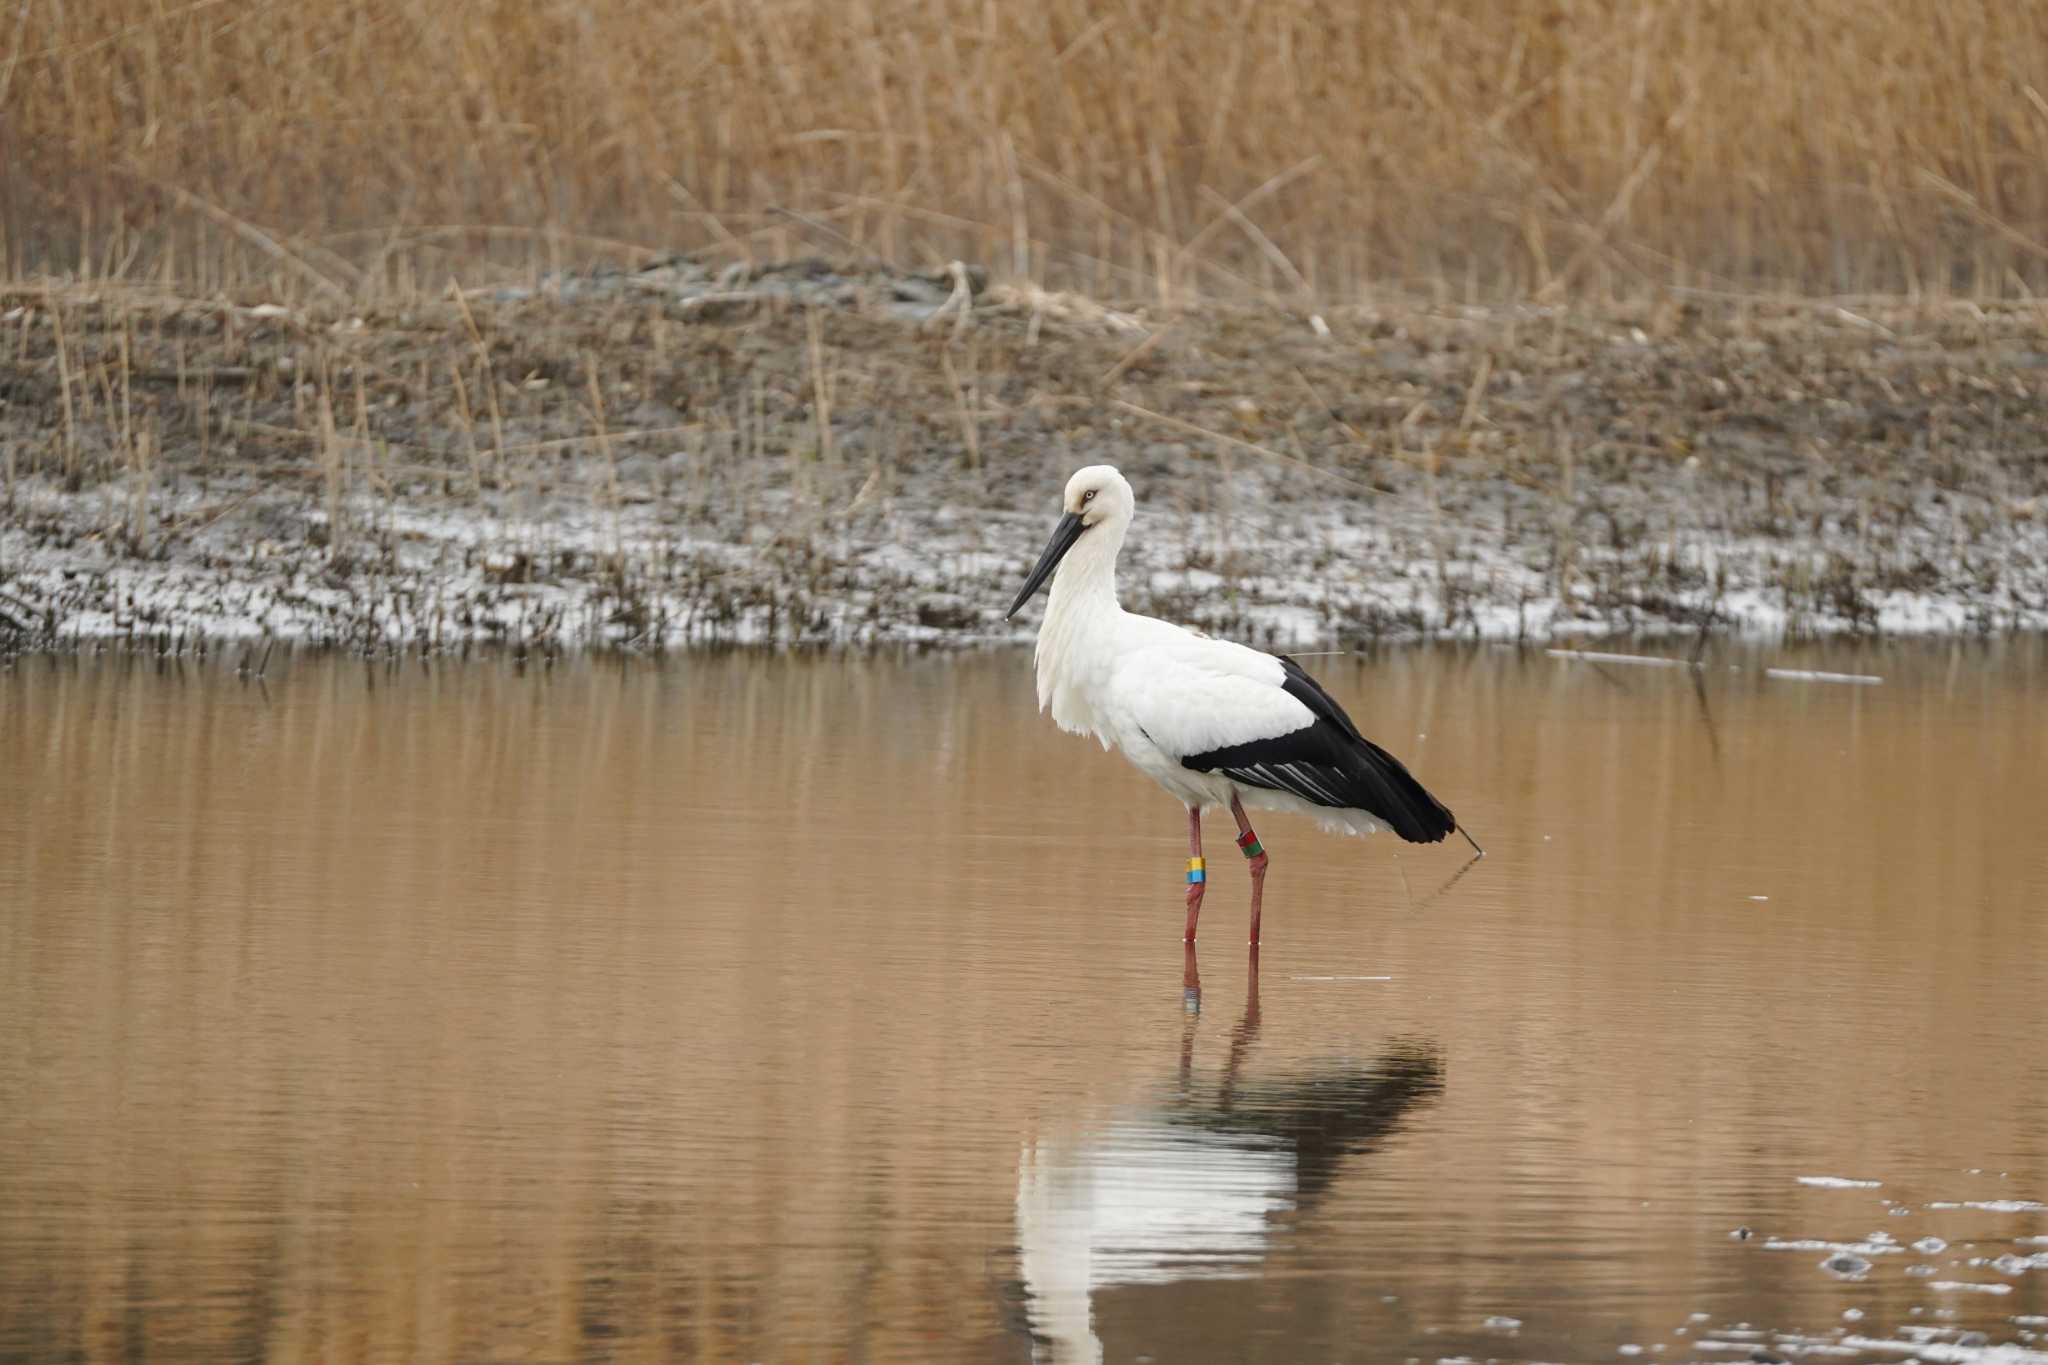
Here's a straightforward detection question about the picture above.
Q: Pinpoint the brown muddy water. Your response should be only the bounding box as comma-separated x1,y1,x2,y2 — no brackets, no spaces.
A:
2,641,2045,1364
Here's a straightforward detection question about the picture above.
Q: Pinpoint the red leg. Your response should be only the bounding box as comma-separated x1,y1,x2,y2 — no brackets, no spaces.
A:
1229,794,1270,945
1183,804,1206,942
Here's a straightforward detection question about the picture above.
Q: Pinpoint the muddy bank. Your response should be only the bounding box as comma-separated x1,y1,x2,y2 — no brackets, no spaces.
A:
3,262,2045,652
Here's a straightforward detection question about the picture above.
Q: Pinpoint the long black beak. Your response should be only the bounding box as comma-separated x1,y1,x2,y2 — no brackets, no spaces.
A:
1006,512,1086,619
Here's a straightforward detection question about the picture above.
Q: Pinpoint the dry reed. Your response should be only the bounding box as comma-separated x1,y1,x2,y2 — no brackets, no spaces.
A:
2,0,2045,299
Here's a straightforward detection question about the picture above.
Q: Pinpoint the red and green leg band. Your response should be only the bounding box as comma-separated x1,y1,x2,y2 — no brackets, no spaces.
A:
1237,830,1264,859
1186,856,1206,885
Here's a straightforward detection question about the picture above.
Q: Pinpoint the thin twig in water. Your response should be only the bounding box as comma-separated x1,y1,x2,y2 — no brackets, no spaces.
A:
1412,849,1487,912
1690,667,1722,770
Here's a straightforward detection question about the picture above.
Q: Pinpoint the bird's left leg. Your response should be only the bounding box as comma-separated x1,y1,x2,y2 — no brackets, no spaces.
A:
1228,793,1270,945
1183,804,1206,943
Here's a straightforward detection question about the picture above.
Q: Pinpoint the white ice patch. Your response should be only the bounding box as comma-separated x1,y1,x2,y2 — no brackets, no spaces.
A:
1799,1175,1883,1189
12,436,2048,650
1763,667,1884,684
1291,975,1394,982
1841,1335,2048,1363
1545,648,1694,668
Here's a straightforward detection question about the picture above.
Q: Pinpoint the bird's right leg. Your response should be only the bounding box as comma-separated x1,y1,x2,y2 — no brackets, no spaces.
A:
1183,804,1206,942
1229,794,1270,945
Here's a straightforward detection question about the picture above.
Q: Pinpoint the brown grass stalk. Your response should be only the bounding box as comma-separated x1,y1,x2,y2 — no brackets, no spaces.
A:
806,306,836,466
938,342,978,472
50,304,79,487
2,0,2043,298
317,380,345,552
450,289,508,486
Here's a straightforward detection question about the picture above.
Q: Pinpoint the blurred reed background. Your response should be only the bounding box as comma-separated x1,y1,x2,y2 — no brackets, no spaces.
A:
4,0,2046,300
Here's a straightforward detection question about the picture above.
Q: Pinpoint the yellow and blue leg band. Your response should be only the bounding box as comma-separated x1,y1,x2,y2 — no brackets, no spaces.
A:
1186,857,1206,885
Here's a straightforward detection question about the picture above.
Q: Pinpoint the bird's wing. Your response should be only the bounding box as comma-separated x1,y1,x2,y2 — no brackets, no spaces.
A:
1117,642,1455,843
1107,634,1314,761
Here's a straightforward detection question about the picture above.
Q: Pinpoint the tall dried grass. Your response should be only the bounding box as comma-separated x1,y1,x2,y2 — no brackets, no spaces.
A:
3,0,2046,299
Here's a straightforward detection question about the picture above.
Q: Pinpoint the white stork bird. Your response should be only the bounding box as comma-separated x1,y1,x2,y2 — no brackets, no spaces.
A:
1005,465,1480,943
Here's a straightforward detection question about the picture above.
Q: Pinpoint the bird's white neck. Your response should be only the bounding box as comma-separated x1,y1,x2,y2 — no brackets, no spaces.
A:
1033,520,1127,733
1046,522,1121,616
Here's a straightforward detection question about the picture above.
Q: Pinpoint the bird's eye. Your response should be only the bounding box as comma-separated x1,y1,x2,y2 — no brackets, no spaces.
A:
1081,489,1096,504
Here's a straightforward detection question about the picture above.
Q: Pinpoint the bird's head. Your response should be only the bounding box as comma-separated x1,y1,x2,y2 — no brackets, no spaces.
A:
1007,465,1134,619
1059,464,1135,524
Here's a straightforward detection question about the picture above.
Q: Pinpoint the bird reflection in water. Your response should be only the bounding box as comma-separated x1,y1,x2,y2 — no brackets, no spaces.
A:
1009,946,1444,1363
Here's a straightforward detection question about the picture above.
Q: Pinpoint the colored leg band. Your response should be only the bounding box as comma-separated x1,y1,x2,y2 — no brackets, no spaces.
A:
1237,831,1264,858
1186,857,1206,885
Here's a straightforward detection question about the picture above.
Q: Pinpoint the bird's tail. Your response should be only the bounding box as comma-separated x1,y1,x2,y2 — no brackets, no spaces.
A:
1348,736,1458,844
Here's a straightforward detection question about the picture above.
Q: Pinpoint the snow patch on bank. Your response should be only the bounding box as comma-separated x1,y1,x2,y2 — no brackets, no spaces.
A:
5,452,2047,651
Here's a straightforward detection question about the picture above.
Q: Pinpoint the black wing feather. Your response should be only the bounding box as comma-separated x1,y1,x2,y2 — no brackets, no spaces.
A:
1179,655,1457,844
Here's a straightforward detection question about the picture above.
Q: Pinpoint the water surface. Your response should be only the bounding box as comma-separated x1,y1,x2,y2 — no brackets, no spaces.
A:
3,641,2045,1362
